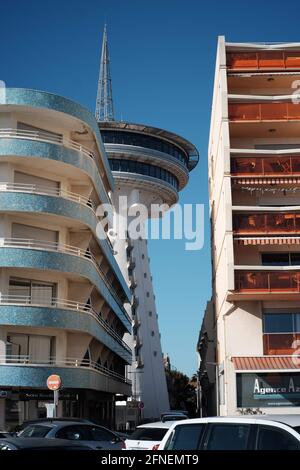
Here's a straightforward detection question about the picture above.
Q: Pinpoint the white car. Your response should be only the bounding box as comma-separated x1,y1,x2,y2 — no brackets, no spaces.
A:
158,417,300,451
125,421,174,450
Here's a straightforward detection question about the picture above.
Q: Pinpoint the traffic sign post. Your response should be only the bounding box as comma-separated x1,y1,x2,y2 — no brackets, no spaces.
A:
46,375,61,418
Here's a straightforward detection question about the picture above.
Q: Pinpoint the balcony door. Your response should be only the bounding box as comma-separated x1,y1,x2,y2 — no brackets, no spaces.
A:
9,278,56,305
7,333,54,363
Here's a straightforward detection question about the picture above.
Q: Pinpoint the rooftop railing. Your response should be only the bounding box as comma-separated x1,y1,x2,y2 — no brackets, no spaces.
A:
0,354,131,384
0,294,131,354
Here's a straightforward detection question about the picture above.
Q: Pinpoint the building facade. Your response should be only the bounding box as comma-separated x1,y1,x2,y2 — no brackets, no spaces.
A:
100,121,199,421
206,37,300,415
0,88,132,429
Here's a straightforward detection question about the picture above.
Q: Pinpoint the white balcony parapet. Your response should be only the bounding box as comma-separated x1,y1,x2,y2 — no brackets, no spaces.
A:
0,293,131,354
0,237,131,323
0,354,131,384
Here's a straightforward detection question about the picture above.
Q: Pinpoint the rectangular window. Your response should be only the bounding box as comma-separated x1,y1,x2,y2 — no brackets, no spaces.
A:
9,278,56,304
12,223,58,244
261,253,290,266
263,313,294,333
14,171,59,191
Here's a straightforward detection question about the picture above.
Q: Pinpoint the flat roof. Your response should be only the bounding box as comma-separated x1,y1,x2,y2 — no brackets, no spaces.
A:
99,121,199,171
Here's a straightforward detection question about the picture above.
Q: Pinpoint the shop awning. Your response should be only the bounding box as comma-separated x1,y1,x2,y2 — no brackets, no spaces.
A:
232,356,300,371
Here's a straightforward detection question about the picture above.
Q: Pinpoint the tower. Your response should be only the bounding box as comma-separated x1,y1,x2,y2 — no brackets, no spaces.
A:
96,26,199,420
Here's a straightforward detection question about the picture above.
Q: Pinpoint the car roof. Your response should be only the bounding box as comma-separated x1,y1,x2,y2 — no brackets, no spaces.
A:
136,421,176,429
232,414,300,427
22,420,92,429
166,416,300,427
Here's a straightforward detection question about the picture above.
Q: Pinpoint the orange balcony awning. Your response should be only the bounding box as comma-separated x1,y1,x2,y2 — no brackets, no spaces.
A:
235,237,300,245
232,356,300,371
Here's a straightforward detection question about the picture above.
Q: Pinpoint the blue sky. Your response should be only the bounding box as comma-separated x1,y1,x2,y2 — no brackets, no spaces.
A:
2,0,300,376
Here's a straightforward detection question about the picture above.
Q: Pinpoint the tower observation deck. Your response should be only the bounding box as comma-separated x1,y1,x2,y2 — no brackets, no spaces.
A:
96,27,199,420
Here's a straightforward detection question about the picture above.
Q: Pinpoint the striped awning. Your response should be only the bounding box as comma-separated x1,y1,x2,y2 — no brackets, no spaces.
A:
234,237,300,245
232,177,300,185
232,356,300,371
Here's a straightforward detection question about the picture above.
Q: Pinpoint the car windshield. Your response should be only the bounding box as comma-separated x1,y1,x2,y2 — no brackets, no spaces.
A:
129,427,168,441
19,425,52,438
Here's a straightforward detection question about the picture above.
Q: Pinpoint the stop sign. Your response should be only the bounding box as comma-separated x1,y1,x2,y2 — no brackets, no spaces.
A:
47,374,61,391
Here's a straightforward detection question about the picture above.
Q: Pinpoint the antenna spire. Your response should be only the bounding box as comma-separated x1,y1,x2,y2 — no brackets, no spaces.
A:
95,24,115,122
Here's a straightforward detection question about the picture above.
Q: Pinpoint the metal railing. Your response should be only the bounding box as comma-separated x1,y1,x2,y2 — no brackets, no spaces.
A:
0,128,95,159
0,294,131,353
0,237,130,322
0,182,97,212
0,354,131,384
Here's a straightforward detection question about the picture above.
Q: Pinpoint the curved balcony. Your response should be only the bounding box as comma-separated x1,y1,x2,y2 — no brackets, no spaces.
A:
233,212,300,236
0,239,131,330
227,51,300,71
0,295,131,362
0,355,131,395
0,129,109,206
1,88,114,190
229,102,300,122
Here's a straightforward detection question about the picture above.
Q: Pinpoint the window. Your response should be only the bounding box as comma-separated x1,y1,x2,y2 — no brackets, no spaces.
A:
101,130,188,167
205,424,251,450
256,425,300,450
90,426,116,442
55,425,91,441
151,331,155,337
153,351,157,357
108,158,179,190
130,427,168,441
19,425,52,438
149,311,152,317
9,278,56,305
261,252,300,266
144,273,147,278
263,313,294,333
165,424,205,450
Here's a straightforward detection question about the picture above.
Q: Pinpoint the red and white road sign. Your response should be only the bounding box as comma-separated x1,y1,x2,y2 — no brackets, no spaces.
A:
47,374,62,391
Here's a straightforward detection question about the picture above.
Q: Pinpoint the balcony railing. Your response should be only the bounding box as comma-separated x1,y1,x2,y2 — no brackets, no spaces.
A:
229,102,300,121
0,294,131,354
233,213,300,235
231,155,300,176
0,182,97,212
0,237,130,323
0,128,95,160
235,270,300,293
0,355,131,384
227,51,300,71
263,333,300,355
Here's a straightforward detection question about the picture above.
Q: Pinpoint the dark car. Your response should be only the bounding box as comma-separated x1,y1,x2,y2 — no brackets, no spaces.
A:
0,437,92,451
18,420,125,450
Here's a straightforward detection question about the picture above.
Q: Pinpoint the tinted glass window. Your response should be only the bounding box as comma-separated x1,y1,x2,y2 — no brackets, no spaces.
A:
165,424,205,450
19,425,51,438
55,425,91,441
261,253,290,266
206,424,250,450
130,427,168,441
90,426,115,441
257,425,300,450
263,313,294,333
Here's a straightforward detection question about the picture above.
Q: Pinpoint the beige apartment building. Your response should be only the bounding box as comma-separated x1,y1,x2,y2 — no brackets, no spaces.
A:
201,38,300,415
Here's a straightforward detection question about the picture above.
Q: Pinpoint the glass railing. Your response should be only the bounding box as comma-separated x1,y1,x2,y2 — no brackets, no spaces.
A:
227,51,300,70
231,155,300,176
229,102,300,121
233,213,300,235
235,270,300,292
263,333,300,355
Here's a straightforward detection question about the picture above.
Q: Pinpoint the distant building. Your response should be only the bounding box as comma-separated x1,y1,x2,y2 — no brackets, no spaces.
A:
205,37,300,415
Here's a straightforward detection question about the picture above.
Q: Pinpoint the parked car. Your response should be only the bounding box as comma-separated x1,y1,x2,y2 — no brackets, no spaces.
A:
160,412,188,423
0,431,12,438
0,437,92,451
125,421,174,450
18,420,125,450
157,417,300,450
